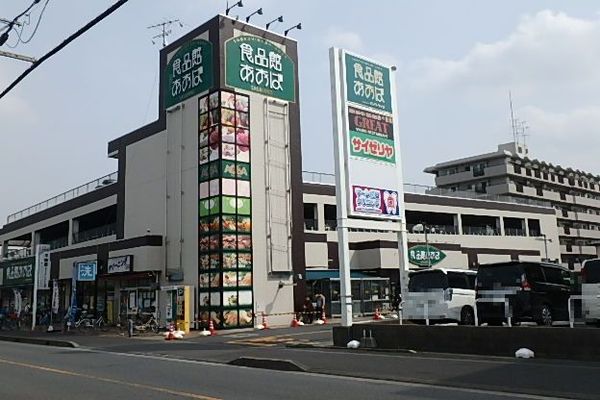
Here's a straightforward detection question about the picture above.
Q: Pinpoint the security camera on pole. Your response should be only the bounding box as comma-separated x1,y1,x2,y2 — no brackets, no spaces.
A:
330,48,409,327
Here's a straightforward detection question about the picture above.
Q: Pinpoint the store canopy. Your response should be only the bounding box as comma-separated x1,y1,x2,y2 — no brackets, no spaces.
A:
305,270,373,280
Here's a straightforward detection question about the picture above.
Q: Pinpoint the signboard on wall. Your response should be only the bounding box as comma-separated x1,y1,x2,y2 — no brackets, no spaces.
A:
165,38,214,108
36,244,51,290
225,35,295,102
76,261,97,281
408,245,446,267
1,257,35,287
330,48,403,220
107,255,133,274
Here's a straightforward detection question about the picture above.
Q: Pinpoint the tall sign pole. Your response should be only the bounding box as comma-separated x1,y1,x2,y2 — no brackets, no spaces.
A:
330,48,353,326
330,48,408,327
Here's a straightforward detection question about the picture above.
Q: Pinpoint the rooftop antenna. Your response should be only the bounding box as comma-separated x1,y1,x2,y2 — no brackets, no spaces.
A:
509,90,518,144
147,19,183,48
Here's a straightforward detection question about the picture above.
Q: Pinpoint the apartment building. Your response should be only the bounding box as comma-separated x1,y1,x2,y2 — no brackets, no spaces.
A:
424,142,600,269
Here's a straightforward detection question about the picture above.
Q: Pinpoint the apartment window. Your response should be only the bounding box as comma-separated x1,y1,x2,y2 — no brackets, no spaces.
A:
472,163,485,177
568,178,575,186
474,181,487,194
536,187,543,196
513,164,522,174
528,219,541,237
464,165,471,171
560,192,566,200
543,172,549,180
558,176,564,184
562,209,569,218
551,174,556,182
566,244,573,252
564,226,571,235
525,168,532,177
516,183,524,193
591,183,596,190
534,170,541,179
304,203,318,231
324,205,337,231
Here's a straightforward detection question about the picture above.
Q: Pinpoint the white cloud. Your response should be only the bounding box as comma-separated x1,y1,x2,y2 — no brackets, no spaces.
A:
324,28,364,51
398,10,600,176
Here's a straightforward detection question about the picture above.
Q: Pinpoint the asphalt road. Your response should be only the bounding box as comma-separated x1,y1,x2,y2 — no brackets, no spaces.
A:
0,341,573,400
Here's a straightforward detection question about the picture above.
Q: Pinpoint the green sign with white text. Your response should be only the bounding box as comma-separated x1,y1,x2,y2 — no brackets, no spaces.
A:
225,36,295,102
408,245,446,267
1,257,35,287
165,39,214,108
345,53,392,113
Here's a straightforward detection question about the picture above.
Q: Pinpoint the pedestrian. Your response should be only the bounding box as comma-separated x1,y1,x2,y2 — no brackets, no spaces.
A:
302,296,314,324
315,293,326,320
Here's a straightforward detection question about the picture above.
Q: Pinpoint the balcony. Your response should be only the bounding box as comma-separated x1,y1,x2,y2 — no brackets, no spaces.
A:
72,224,116,244
325,219,337,231
6,172,118,225
304,219,318,231
462,226,500,236
406,224,458,235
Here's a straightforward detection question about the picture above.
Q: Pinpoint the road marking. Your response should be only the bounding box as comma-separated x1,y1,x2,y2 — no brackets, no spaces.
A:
0,356,221,400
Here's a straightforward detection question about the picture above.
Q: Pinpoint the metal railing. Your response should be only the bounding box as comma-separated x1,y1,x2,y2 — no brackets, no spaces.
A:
304,219,318,231
406,224,458,235
302,171,552,209
6,172,118,224
46,237,69,250
72,223,116,244
2,247,33,261
462,226,500,236
504,228,526,237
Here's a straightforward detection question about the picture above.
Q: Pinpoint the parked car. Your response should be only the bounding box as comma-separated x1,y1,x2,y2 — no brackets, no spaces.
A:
475,261,573,326
581,258,600,325
407,268,477,325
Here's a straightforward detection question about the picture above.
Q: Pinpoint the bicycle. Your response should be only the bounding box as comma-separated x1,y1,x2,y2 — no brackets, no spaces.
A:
134,314,159,334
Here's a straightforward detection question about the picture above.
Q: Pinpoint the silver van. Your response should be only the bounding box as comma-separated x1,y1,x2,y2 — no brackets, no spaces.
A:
581,259,600,324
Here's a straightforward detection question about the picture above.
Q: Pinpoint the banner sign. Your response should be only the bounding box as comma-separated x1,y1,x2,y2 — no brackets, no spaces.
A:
348,106,395,164
352,186,399,216
76,261,97,281
107,255,133,274
36,244,51,290
330,48,403,220
344,53,392,113
165,39,214,108
408,245,447,267
1,257,35,287
51,279,59,314
225,35,295,102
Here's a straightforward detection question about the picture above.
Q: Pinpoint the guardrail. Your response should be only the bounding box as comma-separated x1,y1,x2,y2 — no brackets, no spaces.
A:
6,172,118,224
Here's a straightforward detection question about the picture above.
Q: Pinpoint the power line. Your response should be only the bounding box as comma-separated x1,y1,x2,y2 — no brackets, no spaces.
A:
0,0,42,46
0,0,130,100
19,0,51,44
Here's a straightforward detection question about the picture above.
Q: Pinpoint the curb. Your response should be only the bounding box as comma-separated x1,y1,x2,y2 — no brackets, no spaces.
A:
285,343,417,354
228,357,307,372
0,335,79,348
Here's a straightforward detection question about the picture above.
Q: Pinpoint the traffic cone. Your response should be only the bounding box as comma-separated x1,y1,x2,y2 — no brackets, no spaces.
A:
321,309,327,325
290,313,300,328
373,308,383,321
208,320,217,336
262,313,270,329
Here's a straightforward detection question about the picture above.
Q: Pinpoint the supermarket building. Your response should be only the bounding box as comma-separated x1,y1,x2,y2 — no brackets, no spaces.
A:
0,15,561,328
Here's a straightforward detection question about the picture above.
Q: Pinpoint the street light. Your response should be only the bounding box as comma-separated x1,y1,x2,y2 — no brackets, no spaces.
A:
284,23,302,36
536,233,552,262
412,223,431,268
245,8,263,23
225,0,244,16
265,15,283,30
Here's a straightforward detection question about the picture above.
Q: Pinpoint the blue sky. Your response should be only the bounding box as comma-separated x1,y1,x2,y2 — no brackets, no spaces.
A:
1,1,600,221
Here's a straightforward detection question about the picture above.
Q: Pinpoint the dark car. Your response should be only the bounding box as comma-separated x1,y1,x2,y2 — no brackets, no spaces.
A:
475,261,574,326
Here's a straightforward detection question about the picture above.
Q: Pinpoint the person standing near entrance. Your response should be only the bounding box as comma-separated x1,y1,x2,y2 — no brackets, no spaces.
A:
315,293,326,320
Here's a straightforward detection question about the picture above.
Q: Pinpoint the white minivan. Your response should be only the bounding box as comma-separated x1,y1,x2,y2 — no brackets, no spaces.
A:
407,268,477,325
581,259,600,324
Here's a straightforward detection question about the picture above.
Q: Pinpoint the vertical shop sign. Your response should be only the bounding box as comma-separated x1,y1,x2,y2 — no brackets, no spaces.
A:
165,39,214,108
331,49,404,220
198,90,254,329
225,36,295,102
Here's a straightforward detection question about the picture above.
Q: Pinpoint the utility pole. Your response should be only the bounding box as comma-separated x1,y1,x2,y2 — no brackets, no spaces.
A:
147,19,183,48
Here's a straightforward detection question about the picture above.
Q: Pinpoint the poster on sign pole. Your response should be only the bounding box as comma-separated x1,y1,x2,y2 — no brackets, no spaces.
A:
330,47,410,327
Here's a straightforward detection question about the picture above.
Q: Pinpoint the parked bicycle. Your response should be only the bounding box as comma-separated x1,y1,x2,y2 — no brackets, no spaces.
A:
134,313,159,334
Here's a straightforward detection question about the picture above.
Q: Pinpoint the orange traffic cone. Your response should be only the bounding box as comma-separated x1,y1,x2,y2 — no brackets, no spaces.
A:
262,313,270,329
373,308,383,321
290,313,300,328
208,320,217,336
321,309,327,325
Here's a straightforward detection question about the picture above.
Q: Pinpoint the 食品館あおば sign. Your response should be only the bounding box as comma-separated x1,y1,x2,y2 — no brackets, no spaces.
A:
165,39,214,108
352,186,399,217
348,106,395,164
1,257,35,287
225,36,295,102
408,245,446,267
345,53,392,113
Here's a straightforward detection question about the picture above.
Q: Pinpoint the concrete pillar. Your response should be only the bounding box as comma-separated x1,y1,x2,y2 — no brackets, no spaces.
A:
317,203,325,232
69,219,79,245
455,214,463,235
